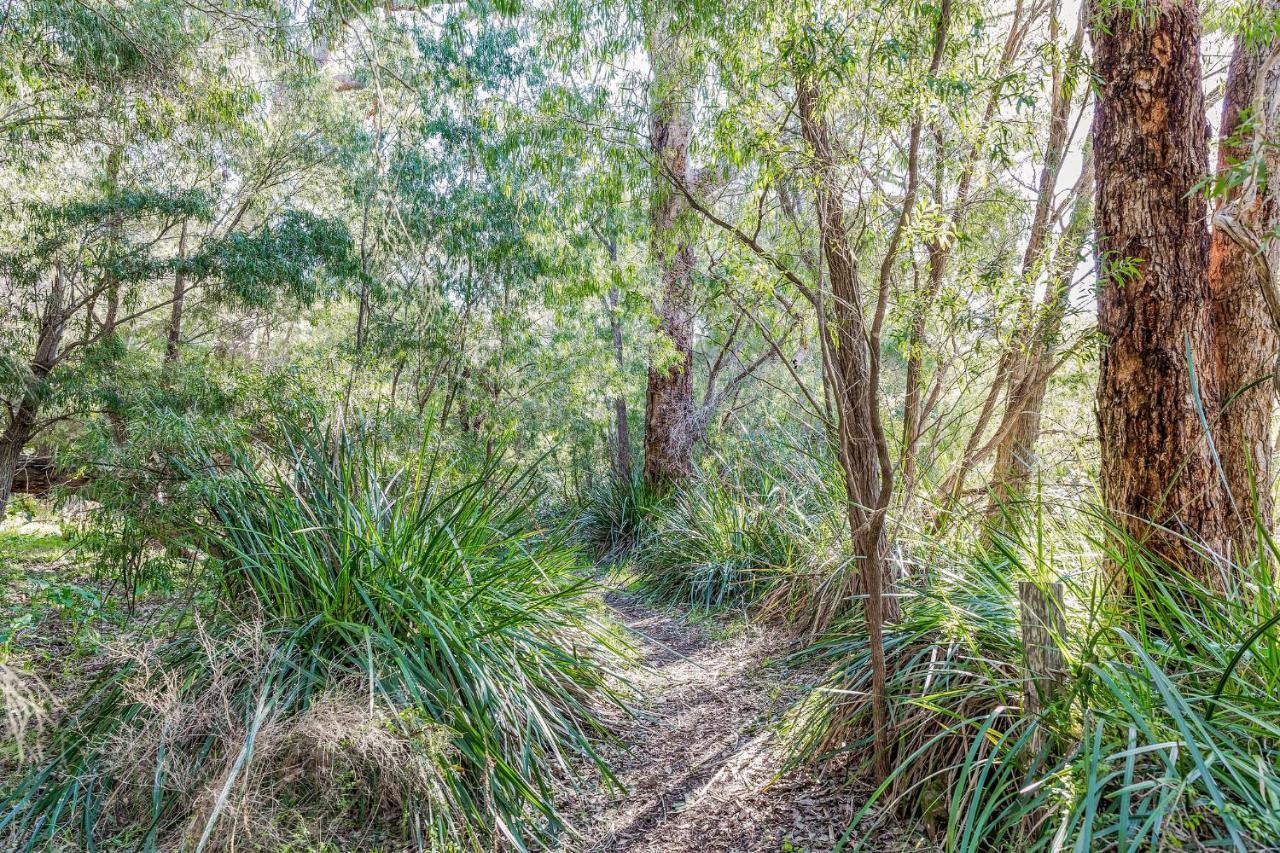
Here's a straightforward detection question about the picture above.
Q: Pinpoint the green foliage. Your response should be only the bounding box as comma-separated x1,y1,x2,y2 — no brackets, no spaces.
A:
577,474,665,562
66,358,323,596
1,424,628,850
195,210,361,308
789,511,1280,850
622,435,847,613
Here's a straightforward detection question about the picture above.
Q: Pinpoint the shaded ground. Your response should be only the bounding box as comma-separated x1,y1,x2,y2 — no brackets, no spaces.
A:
561,590,880,853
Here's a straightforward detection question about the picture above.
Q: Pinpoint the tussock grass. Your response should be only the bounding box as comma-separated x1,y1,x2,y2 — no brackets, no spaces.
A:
576,474,665,563
788,505,1280,850
0,425,629,851
584,433,848,615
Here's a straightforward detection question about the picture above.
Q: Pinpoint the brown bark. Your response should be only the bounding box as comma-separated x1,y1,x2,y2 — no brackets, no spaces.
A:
1209,21,1280,551
641,8,697,488
1091,0,1230,586
101,148,127,445
0,269,67,519
796,0,950,777
798,81,888,569
164,220,190,365
797,77,895,779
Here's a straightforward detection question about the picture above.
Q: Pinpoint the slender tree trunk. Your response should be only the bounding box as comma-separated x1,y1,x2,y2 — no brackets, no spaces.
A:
796,0,948,776
936,10,1085,526
1091,0,1230,586
987,166,1093,518
101,148,123,333
0,269,67,519
797,79,895,627
641,8,697,488
900,0,1034,487
606,286,634,483
1209,20,1280,552
164,220,190,365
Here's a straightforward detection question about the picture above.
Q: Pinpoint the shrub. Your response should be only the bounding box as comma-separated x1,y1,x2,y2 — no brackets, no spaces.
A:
577,474,664,563
1,425,628,851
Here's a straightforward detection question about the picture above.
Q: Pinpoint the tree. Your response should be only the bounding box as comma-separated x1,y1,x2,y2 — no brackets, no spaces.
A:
1208,8,1280,554
0,194,356,518
1091,0,1229,585
640,3,699,488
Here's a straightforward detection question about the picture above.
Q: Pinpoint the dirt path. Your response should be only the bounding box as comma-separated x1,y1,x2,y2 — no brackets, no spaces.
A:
562,591,870,853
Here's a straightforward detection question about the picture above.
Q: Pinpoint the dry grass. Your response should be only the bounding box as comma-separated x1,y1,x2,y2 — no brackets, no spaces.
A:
0,664,52,763
75,620,463,852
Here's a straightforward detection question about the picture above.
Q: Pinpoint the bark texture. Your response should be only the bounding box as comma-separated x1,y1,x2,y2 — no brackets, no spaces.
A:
0,270,66,519
641,9,697,488
1209,22,1280,550
1091,0,1230,584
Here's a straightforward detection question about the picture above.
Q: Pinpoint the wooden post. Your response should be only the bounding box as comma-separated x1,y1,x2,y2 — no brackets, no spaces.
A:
1019,580,1066,756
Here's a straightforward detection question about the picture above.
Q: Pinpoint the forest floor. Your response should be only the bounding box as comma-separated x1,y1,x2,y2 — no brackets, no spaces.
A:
560,589,910,853
0,513,921,852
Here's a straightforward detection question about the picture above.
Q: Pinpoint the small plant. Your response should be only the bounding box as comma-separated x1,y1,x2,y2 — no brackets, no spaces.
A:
577,474,665,562
628,435,846,614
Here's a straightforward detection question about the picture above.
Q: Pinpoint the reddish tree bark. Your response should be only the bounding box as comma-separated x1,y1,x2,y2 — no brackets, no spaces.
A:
1208,20,1280,553
1090,0,1230,586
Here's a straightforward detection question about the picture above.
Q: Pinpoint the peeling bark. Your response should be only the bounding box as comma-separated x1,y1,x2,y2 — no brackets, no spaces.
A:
1091,0,1230,585
1208,19,1280,551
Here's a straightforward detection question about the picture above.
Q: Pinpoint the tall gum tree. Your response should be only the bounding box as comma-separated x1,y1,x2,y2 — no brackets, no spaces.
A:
640,4,698,488
1090,0,1230,586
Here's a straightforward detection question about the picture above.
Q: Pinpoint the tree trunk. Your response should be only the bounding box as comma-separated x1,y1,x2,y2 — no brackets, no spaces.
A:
797,79,896,627
938,9,1085,526
900,0,1036,488
988,165,1093,519
1209,20,1280,553
0,269,67,519
641,8,697,488
797,0,949,778
0,414,36,519
606,286,634,483
164,220,190,365
1091,0,1230,587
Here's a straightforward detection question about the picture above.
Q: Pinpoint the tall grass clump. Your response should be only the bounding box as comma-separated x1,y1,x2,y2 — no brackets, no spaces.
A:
789,506,1280,850
1,426,628,851
631,434,848,613
577,474,665,562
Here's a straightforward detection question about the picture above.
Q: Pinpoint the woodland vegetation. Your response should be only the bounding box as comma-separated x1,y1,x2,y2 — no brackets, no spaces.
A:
3,0,1280,850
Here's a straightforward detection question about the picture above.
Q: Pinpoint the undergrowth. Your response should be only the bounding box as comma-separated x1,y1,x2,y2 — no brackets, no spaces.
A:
788,505,1280,850
580,432,847,615
0,425,629,851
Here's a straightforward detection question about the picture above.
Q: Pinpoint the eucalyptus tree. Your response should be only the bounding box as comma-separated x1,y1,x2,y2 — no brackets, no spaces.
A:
637,1,701,486
0,0,364,519
1208,1,1280,553
1091,0,1229,585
